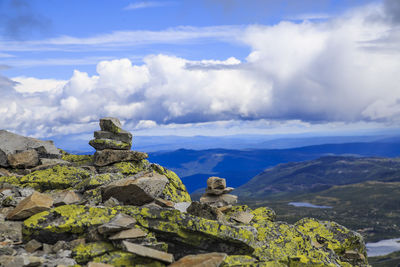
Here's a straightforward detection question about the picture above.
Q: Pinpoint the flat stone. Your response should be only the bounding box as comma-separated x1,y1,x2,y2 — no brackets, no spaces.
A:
0,168,12,177
52,190,82,206
7,149,39,169
87,262,114,267
174,202,191,213
89,138,131,151
200,194,238,208
0,130,60,167
6,191,53,220
102,173,168,205
32,158,73,171
94,130,132,144
207,177,226,190
205,187,234,196
122,240,174,263
98,213,137,234
155,198,175,208
99,117,123,134
93,149,148,167
109,228,147,240
25,239,42,253
231,211,254,224
169,252,227,267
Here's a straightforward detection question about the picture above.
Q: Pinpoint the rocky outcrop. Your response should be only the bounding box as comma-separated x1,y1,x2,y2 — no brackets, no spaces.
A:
0,127,369,266
0,130,60,168
89,117,132,151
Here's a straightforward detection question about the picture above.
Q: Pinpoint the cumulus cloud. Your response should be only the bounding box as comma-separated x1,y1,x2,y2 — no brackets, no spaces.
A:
1,2,400,137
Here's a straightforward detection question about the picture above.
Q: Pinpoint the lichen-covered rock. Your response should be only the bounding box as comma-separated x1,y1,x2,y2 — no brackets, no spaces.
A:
94,149,148,167
99,117,123,134
61,154,93,166
94,130,132,144
72,241,115,264
19,165,91,191
92,250,166,267
89,139,131,151
153,165,191,203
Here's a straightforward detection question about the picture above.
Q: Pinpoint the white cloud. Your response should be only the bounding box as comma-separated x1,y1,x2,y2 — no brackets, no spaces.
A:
1,2,400,137
124,1,174,10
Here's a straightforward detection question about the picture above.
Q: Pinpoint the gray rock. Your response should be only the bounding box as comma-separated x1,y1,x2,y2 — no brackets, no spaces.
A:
174,202,191,213
207,176,226,190
0,130,60,167
42,243,53,254
89,138,131,151
52,240,69,253
93,149,148,167
94,130,132,144
103,197,120,207
32,158,73,171
7,149,39,169
102,173,168,205
6,191,53,220
56,249,72,258
187,201,224,221
0,220,22,242
230,211,255,224
52,190,81,206
169,252,227,267
25,239,42,253
98,213,137,234
205,186,234,196
200,194,238,208
99,117,123,134
122,240,174,263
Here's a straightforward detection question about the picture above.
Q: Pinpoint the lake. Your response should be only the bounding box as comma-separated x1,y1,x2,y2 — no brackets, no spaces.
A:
288,202,332,209
367,238,400,257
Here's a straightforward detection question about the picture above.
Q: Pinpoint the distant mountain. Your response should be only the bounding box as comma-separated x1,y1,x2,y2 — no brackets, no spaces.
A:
149,142,400,193
235,156,400,199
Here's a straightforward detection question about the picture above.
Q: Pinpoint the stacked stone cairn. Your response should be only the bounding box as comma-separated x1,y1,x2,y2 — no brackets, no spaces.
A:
89,117,148,167
200,176,237,208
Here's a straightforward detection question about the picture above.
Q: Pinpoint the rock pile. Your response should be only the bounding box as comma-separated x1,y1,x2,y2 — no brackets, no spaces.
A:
0,125,369,267
89,118,148,167
200,176,237,208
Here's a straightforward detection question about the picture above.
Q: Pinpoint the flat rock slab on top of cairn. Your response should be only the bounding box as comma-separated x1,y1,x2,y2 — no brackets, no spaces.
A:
200,176,237,208
89,117,132,151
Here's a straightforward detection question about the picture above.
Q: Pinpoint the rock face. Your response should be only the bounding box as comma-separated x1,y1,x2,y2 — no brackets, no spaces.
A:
0,127,369,267
0,130,60,168
7,149,40,169
89,117,132,151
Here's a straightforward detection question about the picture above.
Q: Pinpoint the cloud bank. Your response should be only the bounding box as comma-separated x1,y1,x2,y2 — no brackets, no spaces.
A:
1,2,400,137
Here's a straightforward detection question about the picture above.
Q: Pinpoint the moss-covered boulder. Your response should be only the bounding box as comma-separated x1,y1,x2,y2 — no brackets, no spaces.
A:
19,165,91,191
72,241,115,264
61,154,93,166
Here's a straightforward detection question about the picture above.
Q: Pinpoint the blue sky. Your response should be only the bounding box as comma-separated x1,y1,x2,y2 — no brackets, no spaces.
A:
1,0,400,139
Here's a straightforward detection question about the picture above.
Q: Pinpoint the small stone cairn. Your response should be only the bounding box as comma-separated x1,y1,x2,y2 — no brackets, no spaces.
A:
89,117,148,167
200,176,237,208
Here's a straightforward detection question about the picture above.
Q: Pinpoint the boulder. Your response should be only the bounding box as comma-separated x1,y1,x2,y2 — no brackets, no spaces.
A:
94,130,132,144
52,190,82,206
122,240,174,264
99,117,123,134
24,239,42,253
6,191,53,220
93,149,148,167
0,130,60,167
7,149,39,169
97,213,137,234
169,252,227,267
89,139,131,151
102,173,168,205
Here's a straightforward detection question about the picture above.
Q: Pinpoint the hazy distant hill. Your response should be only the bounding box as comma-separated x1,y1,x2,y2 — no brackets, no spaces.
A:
149,142,400,192
235,156,400,199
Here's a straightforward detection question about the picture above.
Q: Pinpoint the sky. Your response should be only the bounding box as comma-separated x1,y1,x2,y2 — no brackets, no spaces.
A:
1,0,400,139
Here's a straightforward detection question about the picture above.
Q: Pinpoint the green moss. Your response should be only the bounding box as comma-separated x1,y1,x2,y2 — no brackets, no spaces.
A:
93,251,166,267
61,154,93,166
113,160,149,175
19,165,91,191
72,242,115,264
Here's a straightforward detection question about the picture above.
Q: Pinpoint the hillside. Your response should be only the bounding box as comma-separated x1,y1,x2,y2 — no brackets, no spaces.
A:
149,142,400,192
235,156,400,199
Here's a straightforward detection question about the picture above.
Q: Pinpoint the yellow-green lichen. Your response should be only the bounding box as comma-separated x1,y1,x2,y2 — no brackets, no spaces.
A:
113,160,149,175
61,154,93,166
0,175,21,187
153,166,191,203
19,165,91,191
77,173,123,191
72,241,115,264
251,207,276,224
93,251,166,267
90,139,131,149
